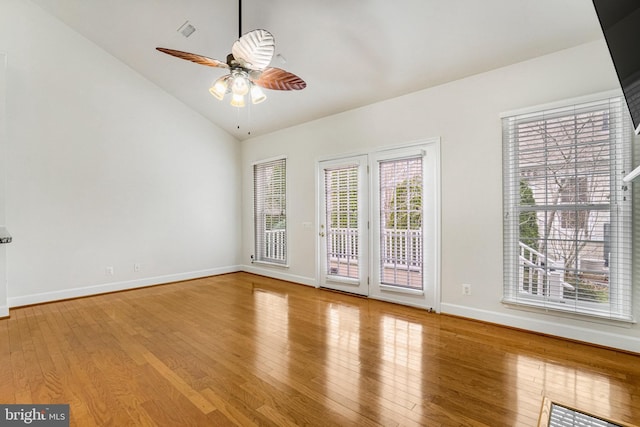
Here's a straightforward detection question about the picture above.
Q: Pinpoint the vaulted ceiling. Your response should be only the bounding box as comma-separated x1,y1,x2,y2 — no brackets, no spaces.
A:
31,0,604,140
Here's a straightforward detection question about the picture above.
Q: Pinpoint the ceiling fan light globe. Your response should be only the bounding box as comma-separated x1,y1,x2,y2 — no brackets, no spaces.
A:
230,93,246,108
209,75,229,100
250,84,267,104
231,75,250,96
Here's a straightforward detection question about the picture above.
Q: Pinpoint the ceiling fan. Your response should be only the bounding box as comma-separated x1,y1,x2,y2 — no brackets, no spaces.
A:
156,1,306,108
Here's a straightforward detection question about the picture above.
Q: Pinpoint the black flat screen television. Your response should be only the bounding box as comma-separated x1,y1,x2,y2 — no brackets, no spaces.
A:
592,0,640,135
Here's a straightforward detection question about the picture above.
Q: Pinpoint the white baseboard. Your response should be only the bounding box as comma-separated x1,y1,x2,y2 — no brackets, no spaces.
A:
0,305,8,318
441,303,640,354
241,264,316,287
8,265,242,308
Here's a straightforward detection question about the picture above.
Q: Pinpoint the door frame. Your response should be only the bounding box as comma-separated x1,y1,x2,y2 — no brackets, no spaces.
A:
369,142,441,311
315,139,441,312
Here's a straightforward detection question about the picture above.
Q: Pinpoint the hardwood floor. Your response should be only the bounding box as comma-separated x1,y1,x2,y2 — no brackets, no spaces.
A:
0,272,638,426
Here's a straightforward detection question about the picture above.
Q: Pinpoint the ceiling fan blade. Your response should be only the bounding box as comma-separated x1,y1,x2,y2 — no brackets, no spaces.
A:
253,67,306,91
156,48,229,69
231,29,275,70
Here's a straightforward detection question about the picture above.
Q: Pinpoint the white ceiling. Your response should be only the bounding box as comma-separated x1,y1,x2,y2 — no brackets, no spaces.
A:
30,0,604,141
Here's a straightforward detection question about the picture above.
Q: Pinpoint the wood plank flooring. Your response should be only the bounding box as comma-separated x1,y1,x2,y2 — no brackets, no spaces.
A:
0,272,638,426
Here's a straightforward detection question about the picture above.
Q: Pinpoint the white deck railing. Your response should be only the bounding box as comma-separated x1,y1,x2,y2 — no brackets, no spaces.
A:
264,229,286,262
327,227,359,263
381,229,422,270
519,241,552,296
518,242,575,299
268,228,412,266
324,228,422,270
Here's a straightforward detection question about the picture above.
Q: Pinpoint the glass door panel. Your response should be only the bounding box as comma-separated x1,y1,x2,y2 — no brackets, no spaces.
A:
325,165,360,280
378,157,424,290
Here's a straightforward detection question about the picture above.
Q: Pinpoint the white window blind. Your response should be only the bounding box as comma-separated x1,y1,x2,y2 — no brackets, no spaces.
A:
378,156,424,290
502,96,633,321
324,165,360,279
254,157,287,265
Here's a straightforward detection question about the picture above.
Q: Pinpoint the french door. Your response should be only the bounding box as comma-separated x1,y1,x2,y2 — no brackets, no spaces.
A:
318,142,440,311
318,156,369,295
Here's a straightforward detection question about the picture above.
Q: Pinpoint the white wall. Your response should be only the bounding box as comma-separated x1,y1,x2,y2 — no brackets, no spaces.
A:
0,0,241,306
241,40,640,353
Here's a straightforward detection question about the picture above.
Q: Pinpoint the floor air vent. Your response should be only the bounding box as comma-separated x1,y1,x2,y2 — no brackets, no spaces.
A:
539,398,635,427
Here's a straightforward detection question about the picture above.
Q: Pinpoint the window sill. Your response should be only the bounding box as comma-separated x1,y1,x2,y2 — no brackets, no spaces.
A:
502,298,636,327
251,260,289,269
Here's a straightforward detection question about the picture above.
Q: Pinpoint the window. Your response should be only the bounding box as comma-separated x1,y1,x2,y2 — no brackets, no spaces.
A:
502,95,632,321
253,157,287,265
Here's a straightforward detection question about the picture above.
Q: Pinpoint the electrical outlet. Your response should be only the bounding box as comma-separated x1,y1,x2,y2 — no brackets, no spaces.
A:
462,283,471,296
106,266,114,276
134,263,140,272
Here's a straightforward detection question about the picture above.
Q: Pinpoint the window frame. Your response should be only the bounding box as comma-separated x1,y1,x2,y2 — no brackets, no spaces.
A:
253,156,288,267
502,92,633,322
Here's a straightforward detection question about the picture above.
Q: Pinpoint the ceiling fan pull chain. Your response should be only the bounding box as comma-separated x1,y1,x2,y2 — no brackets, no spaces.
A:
247,102,252,135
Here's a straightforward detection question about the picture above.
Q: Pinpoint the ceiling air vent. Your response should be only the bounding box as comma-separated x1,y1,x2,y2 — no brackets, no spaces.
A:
177,21,196,38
